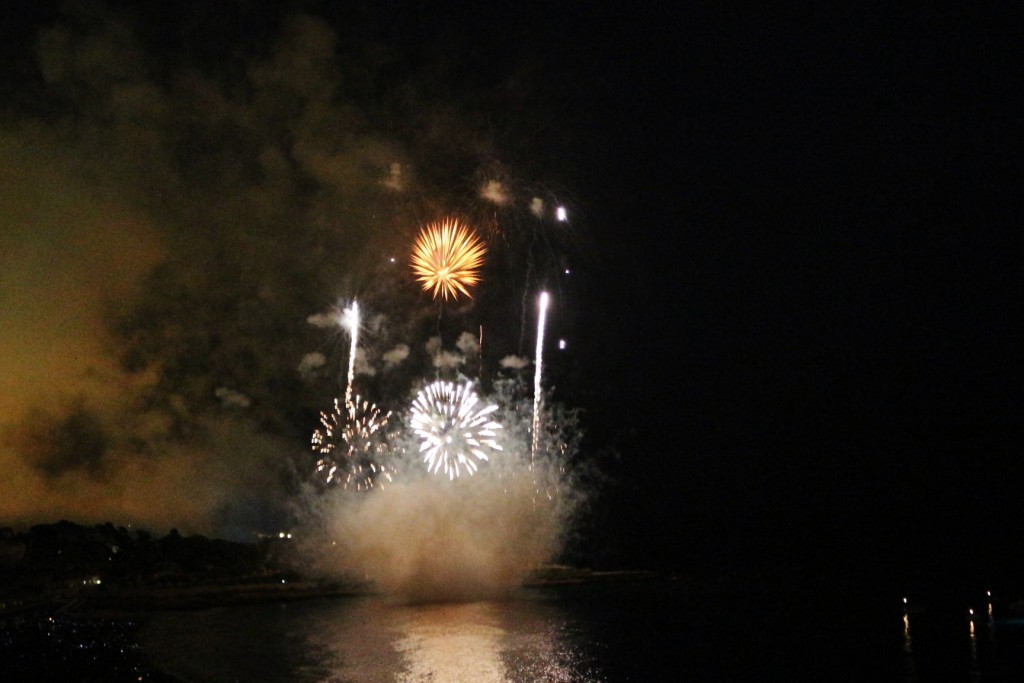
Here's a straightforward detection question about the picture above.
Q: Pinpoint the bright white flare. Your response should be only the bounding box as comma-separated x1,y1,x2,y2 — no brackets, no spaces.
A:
531,291,550,463
342,300,359,405
410,380,502,479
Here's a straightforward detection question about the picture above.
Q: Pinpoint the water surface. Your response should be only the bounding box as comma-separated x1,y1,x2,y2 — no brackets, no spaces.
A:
141,580,1024,681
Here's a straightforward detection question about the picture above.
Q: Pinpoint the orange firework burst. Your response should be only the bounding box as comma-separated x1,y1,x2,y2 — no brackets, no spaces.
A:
410,217,487,301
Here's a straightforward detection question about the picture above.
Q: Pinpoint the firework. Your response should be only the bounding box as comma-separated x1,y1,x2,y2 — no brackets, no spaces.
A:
410,218,487,301
342,300,359,406
311,396,395,490
531,291,550,463
410,380,502,479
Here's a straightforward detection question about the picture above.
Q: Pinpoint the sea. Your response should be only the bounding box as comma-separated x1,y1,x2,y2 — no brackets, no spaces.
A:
139,578,1024,682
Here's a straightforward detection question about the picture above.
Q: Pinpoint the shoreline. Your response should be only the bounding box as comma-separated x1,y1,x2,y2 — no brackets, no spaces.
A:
1,566,664,682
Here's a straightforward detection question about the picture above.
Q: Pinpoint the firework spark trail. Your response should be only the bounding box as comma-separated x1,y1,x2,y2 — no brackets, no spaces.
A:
410,380,503,480
531,291,549,465
311,396,394,490
410,218,487,301
342,300,359,406
312,398,344,485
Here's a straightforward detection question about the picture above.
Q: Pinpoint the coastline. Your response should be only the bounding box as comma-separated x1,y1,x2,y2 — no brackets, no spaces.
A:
1,566,662,682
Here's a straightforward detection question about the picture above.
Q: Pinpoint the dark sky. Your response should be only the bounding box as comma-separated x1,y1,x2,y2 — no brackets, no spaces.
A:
559,4,1022,576
1,2,1020,579
466,3,1022,576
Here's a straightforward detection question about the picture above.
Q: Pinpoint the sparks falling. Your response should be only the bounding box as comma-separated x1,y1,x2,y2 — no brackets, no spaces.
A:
531,291,550,464
410,218,487,301
311,396,395,490
410,380,503,479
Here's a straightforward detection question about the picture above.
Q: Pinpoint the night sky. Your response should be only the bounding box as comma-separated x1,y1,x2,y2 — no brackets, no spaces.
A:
2,2,1020,583
570,4,1021,580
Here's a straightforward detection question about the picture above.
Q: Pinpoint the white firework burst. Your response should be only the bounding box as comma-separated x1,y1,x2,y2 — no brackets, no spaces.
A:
410,380,503,479
311,396,395,490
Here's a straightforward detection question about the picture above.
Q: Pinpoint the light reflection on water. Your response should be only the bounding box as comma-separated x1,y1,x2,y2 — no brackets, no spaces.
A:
141,583,1024,681
143,591,604,682
393,603,509,682
390,601,595,682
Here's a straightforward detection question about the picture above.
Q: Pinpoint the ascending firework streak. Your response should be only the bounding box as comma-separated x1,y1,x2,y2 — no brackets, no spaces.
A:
410,380,503,479
531,291,550,465
341,300,359,406
310,299,399,490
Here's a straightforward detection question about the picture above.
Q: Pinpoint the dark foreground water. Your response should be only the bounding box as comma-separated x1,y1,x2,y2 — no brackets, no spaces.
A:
140,580,1024,682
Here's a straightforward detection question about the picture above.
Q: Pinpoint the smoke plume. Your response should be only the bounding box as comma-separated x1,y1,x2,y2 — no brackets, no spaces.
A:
1,4,582,545
299,388,584,601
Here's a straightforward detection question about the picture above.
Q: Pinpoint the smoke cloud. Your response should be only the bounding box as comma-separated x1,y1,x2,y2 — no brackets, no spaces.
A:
1,4,584,548
299,389,583,602
499,355,531,370
381,344,410,368
314,473,566,601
